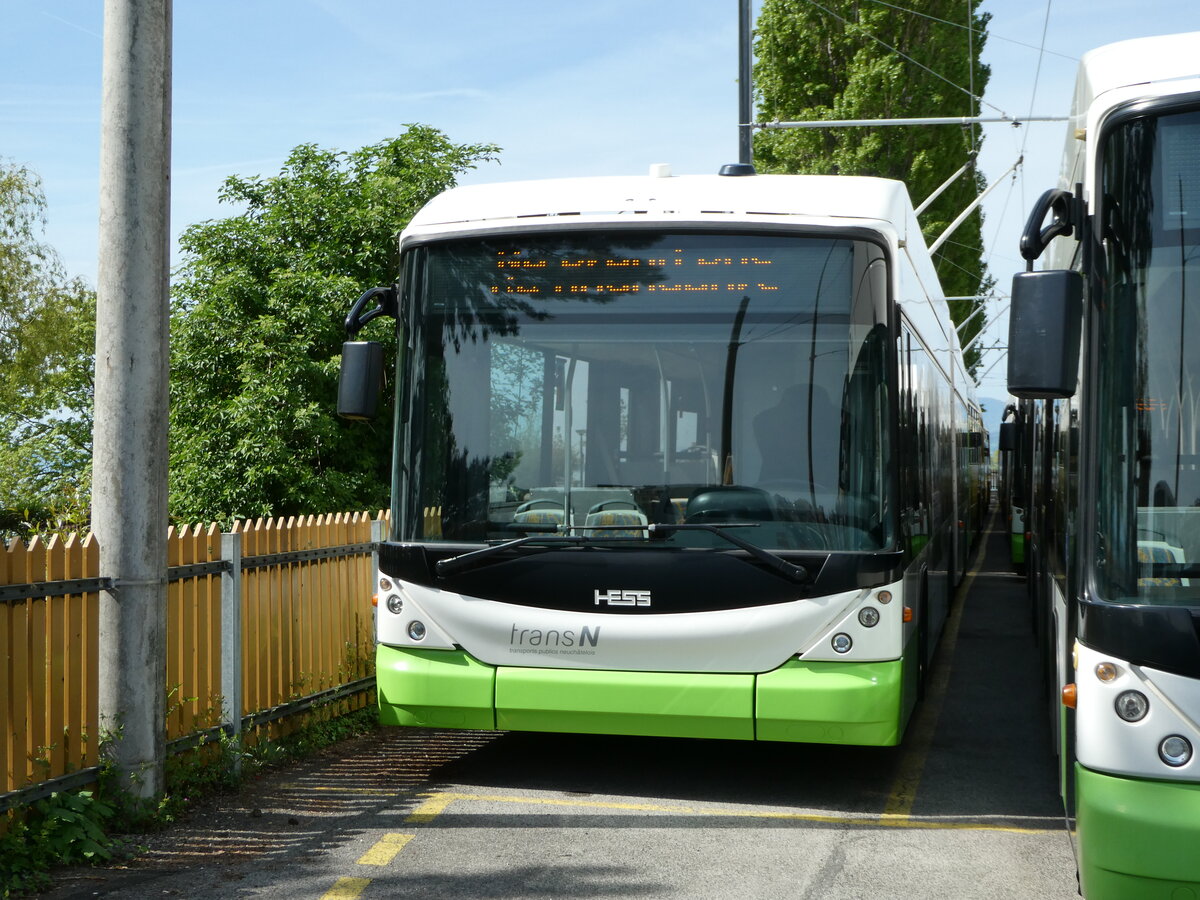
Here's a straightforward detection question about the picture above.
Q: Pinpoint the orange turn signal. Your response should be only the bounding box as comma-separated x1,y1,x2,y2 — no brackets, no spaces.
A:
902,606,913,623
1061,683,1077,708
371,594,379,607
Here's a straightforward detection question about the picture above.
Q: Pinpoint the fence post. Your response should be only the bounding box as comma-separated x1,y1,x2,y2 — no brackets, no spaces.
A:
220,532,242,775
370,517,384,649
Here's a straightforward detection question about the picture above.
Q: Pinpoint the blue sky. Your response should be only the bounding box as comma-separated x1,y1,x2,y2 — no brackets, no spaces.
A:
2,0,1199,405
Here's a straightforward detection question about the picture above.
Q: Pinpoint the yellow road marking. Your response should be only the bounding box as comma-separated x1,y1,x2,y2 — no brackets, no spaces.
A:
356,832,415,866
321,876,371,900
406,790,1057,834
883,510,997,821
404,792,457,823
307,786,398,795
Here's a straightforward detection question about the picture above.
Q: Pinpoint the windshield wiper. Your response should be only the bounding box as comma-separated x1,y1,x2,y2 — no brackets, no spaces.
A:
647,523,810,584
435,535,591,578
434,523,811,584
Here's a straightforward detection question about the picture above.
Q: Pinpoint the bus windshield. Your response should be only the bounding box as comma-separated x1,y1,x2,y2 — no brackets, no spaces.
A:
1096,106,1200,604
400,231,891,553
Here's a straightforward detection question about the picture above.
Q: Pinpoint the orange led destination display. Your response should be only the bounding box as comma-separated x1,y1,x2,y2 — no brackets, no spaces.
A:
490,247,782,296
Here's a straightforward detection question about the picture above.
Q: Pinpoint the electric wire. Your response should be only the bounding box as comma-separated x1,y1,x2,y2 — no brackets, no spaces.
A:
864,0,1077,61
802,0,1010,118
1020,2,1055,164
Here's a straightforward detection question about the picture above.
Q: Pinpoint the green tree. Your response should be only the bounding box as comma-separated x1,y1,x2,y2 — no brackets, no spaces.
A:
753,0,992,368
169,126,499,523
0,161,95,535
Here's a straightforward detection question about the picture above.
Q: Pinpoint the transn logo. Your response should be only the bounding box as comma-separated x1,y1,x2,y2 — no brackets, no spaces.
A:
594,589,651,607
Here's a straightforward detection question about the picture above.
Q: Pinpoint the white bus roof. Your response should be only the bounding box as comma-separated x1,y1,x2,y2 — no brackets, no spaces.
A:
1054,31,1200,238
1073,31,1200,122
403,172,919,242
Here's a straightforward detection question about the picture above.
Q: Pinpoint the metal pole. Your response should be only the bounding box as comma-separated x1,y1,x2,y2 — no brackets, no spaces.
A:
95,0,172,803
738,0,753,165
756,115,1067,129
915,151,977,216
954,300,989,334
928,159,1020,255
963,303,1011,353
220,533,243,776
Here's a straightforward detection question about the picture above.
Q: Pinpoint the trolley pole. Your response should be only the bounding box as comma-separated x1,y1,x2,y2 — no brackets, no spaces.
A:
94,0,172,803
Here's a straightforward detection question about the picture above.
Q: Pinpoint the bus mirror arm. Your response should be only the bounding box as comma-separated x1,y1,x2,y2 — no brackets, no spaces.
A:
1019,188,1078,266
344,285,398,337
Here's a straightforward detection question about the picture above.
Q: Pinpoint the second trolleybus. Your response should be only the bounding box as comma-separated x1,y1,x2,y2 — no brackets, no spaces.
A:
1007,30,1200,899
339,164,984,746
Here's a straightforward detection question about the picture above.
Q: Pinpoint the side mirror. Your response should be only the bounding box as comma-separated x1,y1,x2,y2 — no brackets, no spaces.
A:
1007,270,1083,399
338,341,384,421
998,421,1019,453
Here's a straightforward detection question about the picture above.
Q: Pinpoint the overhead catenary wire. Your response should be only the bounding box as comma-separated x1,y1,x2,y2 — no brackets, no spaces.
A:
756,114,1065,129
863,0,1077,61
978,0,1057,395
801,0,1010,118
1021,0,1056,163
772,0,1062,393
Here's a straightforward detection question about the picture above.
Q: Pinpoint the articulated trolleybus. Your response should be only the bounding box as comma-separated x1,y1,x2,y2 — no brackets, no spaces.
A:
1008,32,1200,899
340,163,980,748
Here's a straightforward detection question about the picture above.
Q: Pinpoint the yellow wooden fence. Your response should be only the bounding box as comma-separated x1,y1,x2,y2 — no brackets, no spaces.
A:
1,511,381,801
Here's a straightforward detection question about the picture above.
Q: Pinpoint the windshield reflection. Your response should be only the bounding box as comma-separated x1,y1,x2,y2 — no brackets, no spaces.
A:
1097,108,1200,603
403,231,891,553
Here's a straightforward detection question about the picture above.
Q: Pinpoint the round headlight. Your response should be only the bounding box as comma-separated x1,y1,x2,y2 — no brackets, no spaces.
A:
831,633,852,654
407,620,427,641
385,594,404,615
858,607,880,628
1159,735,1193,768
1114,690,1149,722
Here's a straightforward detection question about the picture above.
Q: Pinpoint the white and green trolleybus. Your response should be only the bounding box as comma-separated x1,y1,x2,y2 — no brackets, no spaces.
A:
1007,31,1200,899
339,164,982,747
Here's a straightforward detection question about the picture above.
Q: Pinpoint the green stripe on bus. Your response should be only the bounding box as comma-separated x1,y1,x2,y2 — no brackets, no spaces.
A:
377,645,907,745
1076,763,1200,898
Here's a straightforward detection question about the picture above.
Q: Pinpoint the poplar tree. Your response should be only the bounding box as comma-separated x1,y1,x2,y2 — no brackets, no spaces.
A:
753,0,992,369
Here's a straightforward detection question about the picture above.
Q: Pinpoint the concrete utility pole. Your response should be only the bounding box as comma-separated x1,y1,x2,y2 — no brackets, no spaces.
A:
738,0,753,166
94,0,172,803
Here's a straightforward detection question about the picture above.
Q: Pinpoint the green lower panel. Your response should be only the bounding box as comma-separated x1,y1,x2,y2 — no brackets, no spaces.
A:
1076,764,1200,899
496,666,754,740
757,658,906,746
1010,534,1025,565
377,645,907,745
376,644,496,730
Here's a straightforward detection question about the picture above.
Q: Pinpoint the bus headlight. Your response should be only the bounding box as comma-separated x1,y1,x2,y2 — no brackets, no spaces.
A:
1159,735,1193,767
385,594,404,615
1114,690,1149,722
408,620,427,641
858,607,880,628
831,633,852,654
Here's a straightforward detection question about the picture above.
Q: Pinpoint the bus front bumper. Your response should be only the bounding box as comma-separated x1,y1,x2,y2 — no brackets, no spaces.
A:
376,644,907,746
1076,763,1200,898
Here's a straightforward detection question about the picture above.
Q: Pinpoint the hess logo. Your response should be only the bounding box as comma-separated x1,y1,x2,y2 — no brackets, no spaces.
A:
594,589,652,607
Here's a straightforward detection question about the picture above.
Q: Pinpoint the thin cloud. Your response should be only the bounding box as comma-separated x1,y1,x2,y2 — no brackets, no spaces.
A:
38,10,102,39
